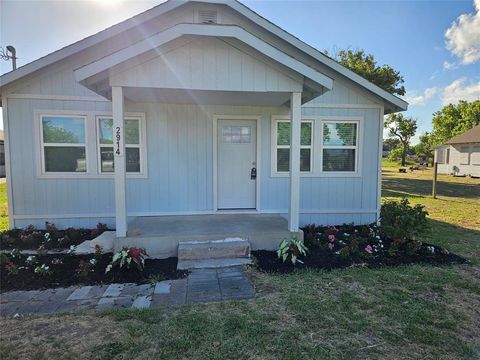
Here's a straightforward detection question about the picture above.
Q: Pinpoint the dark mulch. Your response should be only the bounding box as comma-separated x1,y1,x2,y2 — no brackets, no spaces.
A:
0,254,188,292
252,242,467,274
0,225,110,251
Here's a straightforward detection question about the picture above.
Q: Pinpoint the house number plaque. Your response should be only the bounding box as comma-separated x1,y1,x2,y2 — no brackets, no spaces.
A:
115,126,121,156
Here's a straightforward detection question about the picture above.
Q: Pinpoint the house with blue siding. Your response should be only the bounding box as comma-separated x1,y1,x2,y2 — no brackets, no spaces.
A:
0,0,407,257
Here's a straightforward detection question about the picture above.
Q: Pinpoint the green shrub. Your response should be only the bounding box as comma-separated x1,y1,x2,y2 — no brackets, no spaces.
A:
277,237,308,265
380,199,428,241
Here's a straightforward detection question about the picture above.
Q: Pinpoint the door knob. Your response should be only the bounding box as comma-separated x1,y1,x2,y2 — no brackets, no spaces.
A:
251,167,257,180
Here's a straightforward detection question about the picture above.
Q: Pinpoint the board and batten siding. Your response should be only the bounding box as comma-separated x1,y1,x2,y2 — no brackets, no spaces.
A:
7,94,382,228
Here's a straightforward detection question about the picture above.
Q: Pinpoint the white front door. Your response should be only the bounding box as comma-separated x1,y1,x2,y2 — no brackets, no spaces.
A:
217,120,257,209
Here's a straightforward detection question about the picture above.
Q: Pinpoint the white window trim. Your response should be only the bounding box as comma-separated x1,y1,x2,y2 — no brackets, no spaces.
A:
95,114,147,177
35,110,147,179
459,146,470,165
321,119,360,175
271,115,363,178
271,117,314,176
471,146,480,166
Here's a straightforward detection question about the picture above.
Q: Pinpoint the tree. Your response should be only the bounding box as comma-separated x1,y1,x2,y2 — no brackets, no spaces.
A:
414,132,434,164
324,49,405,96
383,137,400,152
384,114,417,166
431,100,480,145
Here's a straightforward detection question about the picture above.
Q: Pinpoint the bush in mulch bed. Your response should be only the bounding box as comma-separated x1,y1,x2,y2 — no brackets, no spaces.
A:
0,222,110,251
0,250,188,292
253,199,467,273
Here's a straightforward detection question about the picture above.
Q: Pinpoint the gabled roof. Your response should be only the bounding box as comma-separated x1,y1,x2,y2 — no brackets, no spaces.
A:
0,0,408,112
447,125,480,145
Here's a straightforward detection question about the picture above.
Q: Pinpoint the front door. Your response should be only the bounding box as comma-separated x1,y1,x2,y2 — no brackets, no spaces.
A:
217,120,257,209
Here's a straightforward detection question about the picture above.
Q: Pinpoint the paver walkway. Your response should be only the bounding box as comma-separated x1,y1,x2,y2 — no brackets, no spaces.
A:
0,267,254,317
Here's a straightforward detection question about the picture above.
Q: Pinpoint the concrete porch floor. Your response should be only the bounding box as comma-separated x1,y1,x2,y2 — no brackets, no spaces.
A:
116,214,295,258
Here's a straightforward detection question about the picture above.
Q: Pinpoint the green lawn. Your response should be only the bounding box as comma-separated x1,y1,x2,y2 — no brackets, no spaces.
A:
1,170,479,359
0,182,8,231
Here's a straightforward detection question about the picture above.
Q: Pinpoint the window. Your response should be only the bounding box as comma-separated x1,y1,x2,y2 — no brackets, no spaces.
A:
275,120,312,172
97,117,142,173
471,146,480,165
40,115,87,173
446,148,450,164
322,122,357,172
223,126,251,143
459,146,470,165
436,148,445,164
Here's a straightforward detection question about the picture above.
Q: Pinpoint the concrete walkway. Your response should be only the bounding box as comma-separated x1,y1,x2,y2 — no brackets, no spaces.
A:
0,267,255,317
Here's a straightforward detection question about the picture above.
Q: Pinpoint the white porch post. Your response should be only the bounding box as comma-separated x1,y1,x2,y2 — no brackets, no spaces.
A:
288,92,301,232
112,86,127,237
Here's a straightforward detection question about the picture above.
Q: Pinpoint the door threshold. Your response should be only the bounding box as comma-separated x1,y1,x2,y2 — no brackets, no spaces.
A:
216,209,259,214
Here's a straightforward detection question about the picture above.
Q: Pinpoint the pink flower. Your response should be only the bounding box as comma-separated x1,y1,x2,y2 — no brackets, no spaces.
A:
328,234,335,242
365,245,373,254
328,243,334,250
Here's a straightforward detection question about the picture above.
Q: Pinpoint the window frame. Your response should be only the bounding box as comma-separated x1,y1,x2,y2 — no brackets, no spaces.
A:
271,115,362,178
35,110,147,179
459,146,470,165
39,113,89,176
321,120,359,174
272,118,314,175
95,115,146,175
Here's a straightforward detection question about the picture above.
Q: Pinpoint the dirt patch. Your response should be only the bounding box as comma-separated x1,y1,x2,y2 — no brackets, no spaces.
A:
1,254,188,292
252,241,466,273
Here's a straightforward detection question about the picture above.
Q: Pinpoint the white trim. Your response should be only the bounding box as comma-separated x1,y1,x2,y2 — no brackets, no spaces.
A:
376,106,384,223
95,114,147,177
2,92,15,229
271,118,314,176
33,109,147,179
302,103,382,110
288,92,301,232
271,115,363,178
12,208,378,221
6,93,109,102
38,113,88,176
213,115,261,212
112,86,127,237
74,23,333,91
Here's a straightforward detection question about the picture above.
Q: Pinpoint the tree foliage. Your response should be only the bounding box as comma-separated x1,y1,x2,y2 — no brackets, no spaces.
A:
414,132,434,163
431,100,480,145
384,114,417,166
324,49,406,96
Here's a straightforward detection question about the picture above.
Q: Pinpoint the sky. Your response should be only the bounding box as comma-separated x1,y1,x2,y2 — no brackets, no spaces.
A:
1,0,479,143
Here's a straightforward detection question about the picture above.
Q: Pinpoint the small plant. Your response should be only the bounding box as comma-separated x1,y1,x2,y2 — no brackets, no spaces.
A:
93,244,103,262
105,246,148,273
75,259,94,279
277,236,308,265
67,245,76,255
380,199,428,242
34,264,52,276
25,255,37,266
4,262,19,275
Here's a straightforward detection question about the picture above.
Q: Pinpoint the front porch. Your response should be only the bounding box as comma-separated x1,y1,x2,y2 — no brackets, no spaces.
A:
115,214,295,258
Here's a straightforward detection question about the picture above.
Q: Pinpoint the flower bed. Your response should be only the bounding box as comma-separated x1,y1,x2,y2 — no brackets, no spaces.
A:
0,223,109,251
252,223,466,273
0,248,188,292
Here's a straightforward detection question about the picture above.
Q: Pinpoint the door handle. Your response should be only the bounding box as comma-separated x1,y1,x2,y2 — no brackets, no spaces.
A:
251,167,257,180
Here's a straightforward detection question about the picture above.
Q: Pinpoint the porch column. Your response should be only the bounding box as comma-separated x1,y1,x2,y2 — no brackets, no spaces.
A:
112,86,127,237
288,92,301,232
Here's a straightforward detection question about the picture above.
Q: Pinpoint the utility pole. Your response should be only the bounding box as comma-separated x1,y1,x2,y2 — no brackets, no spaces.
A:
0,46,17,70
432,162,438,199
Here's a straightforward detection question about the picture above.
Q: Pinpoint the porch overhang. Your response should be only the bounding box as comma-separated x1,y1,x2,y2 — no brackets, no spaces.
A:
74,23,333,105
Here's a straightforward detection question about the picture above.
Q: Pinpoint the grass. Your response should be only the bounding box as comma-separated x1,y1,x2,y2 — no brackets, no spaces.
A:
0,182,8,231
1,169,479,359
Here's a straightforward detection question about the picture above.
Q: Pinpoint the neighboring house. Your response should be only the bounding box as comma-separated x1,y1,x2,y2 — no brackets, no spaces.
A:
0,0,407,254
435,125,480,177
0,130,5,177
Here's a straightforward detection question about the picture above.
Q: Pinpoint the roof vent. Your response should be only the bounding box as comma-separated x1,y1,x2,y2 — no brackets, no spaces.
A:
198,10,218,24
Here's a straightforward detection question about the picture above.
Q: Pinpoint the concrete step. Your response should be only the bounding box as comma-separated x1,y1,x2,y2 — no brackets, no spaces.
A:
177,257,253,270
178,238,250,261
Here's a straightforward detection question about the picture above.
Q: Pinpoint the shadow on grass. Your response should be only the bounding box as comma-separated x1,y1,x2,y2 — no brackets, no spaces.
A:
382,176,480,199
422,218,480,263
